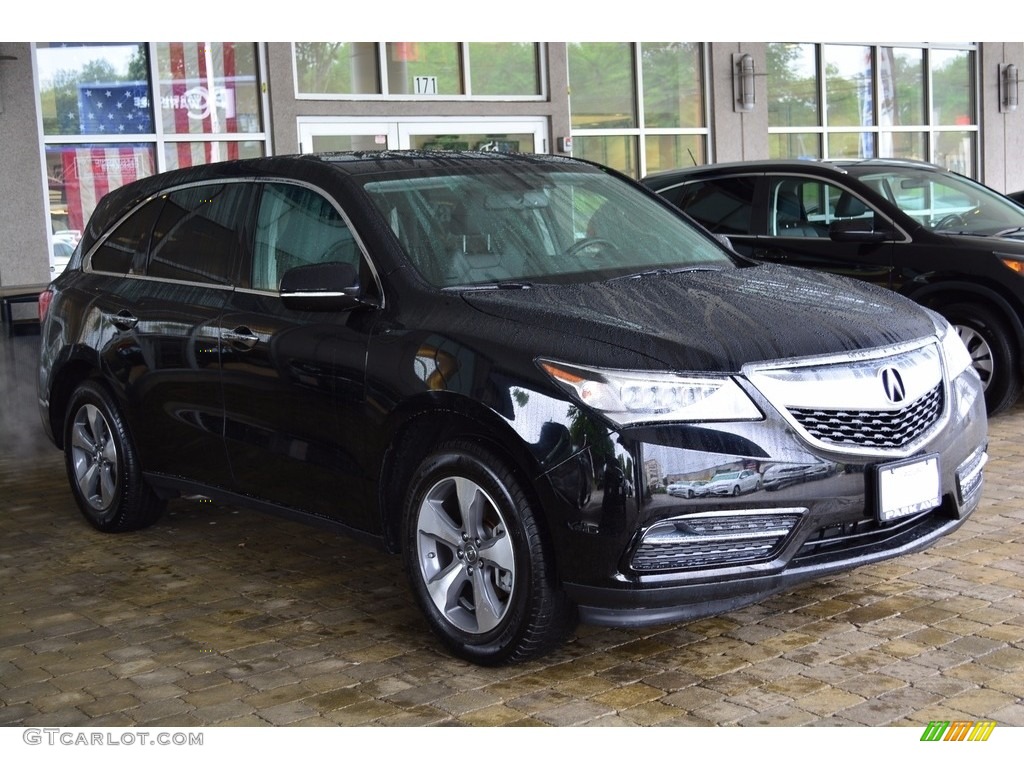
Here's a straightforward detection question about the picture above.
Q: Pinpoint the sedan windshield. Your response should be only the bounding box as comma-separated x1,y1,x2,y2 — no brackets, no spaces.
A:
854,167,1024,237
361,164,733,287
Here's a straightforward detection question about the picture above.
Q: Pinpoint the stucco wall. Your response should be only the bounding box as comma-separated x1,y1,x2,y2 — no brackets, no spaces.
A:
980,41,1024,194
0,42,49,290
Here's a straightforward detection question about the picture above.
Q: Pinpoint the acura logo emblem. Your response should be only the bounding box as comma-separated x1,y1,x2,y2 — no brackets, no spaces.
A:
880,366,906,404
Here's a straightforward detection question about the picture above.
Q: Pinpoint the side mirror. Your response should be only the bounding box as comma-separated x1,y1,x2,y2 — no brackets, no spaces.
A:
828,218,894,243
279,262,368,312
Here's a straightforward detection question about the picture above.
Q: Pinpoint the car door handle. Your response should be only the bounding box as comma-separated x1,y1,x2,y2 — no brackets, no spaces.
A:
222,326,260,350
109,309,139,330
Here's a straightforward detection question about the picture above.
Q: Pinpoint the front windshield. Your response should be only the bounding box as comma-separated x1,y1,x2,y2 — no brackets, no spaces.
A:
855,167,1024,238
361,164,732,288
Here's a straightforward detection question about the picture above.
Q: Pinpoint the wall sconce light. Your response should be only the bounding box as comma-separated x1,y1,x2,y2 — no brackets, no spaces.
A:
733,53,756,113
999,63,1019,113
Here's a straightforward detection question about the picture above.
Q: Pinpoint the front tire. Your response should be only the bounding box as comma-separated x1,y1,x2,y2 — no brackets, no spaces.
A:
402,440,572,665
943,303,1021,415
64,381,164,532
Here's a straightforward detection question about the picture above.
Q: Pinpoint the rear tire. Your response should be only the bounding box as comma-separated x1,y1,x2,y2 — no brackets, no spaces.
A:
64,381,164,532
942,303,1021,415
402,440,573,665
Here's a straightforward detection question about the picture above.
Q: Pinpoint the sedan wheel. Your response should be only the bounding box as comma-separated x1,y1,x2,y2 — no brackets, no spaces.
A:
403,440,572,665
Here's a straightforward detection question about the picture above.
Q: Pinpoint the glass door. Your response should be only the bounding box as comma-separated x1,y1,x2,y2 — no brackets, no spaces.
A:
298,120,399,153
298,117,547,154
399,119,547,154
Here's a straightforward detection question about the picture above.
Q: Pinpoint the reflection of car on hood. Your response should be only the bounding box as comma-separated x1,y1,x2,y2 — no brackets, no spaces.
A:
667,480,707,498
762,461,835,491
704,469,761,496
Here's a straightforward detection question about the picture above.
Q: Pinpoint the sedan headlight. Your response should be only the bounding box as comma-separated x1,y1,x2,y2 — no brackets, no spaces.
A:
538,359,762,427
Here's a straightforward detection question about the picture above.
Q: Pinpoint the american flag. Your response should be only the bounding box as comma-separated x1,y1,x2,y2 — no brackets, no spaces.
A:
61,147,155,231
77,82,153,135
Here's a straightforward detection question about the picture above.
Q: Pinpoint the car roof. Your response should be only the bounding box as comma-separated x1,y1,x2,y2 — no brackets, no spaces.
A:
643,157,946,186
79,151,599,256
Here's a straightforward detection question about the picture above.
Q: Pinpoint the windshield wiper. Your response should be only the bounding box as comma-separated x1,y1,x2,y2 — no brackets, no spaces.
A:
447,280,533,291
992,227,1024,238
606,266,722,282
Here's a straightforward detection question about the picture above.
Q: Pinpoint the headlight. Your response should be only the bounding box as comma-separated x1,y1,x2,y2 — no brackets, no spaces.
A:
538,359,762,427
934,315,974,380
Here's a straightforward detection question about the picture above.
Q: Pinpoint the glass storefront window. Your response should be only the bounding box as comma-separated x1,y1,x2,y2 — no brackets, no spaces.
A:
45,144,157,233
641,43,703,129
768,43,818,128
769,132,821,160
293,42,542,98
935,131,976,177
568,43,705,178
294,43,380,95
385,42,462,96
155,43,262,136
880,131,927,160
825,132,866,159
37,43,151,137
644,134,705,175
39,42,268,259
887,48,925,126
568,43,636,129
824,44,872,128
467,43,541,96
767,43,977,172
574,135,638,179
931,49,974,126
163,141,264,171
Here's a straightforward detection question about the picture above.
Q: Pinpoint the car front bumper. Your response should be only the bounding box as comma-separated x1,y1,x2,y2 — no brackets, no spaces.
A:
539,369,988,628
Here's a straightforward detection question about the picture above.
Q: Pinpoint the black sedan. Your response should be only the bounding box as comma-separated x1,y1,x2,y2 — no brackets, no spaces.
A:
645,158,1024,415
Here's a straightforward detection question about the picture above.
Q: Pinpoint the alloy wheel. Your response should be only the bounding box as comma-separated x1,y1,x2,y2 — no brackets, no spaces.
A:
415,475,516,635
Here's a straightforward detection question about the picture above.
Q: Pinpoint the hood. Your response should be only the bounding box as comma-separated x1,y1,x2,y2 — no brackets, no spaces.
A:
461,264,938,372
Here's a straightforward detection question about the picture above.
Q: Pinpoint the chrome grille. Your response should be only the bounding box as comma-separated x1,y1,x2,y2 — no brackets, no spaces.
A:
786,383,943,449
632,512,802,572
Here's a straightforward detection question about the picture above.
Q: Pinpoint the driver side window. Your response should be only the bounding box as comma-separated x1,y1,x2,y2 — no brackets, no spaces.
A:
252,183,359,292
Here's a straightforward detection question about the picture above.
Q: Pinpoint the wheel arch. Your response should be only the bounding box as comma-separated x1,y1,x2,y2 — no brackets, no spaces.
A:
907,281,1024,361
376,394,557,557
45,356,104,450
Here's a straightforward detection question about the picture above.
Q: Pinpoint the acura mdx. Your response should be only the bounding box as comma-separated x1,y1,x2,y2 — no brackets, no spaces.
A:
38,152,988,664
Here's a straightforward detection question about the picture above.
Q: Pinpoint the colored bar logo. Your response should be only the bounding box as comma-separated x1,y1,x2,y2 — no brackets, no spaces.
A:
921,721,997,741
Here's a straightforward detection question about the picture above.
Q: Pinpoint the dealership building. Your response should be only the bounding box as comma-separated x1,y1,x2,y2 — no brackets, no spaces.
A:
1,41,1022,298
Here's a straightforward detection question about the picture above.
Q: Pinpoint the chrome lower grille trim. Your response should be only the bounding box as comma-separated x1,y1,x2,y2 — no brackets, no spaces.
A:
955,446,987,510
632,510,803,572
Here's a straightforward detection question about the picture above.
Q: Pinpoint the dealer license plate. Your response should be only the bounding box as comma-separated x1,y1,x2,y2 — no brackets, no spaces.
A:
876,454,940,522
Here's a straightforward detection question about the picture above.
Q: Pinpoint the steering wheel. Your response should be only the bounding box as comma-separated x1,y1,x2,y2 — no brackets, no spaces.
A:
934,213,966,230
566,237,621,259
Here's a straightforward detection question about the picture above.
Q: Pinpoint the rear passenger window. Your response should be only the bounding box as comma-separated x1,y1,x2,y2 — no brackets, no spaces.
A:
670,177,757,236
147,184,251,285
91,199,162,274
252,183,358,292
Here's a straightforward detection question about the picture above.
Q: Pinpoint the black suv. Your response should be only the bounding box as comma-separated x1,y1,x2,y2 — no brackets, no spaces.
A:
39,152,988,664
644,159,1024,415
